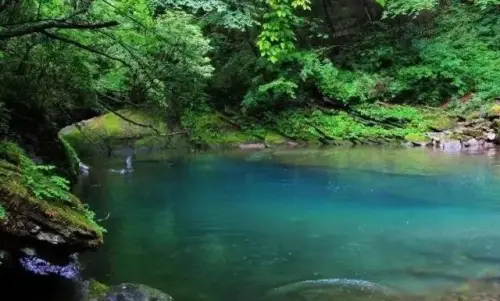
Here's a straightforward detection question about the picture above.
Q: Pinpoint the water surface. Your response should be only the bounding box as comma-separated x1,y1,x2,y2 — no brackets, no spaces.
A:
77,147,500,301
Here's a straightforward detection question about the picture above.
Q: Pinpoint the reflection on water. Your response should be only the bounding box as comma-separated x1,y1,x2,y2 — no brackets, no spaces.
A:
77,147,500,301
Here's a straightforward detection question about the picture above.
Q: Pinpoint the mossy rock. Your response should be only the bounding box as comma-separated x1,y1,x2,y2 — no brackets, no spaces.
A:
466,111,483,121
486,104,500,120
0,143,103,259
60,109,170,156
182,111,262,148
428,115,456,131
86,279,110,301
264,132,287,145
0,162,104,248
462,128,484,139
449,132,467,141
405,133,431,146
96,283,173,301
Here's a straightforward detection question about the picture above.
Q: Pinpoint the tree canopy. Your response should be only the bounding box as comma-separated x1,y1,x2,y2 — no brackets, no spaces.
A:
1,0,499,143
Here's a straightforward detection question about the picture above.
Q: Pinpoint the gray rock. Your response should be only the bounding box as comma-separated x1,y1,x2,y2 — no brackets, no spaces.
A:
239,143,266,150
462,128,484,139
97,283,173,301
21,247,36,256
440,140,462,152
36,231,66,244
486,132,496,142
463,138,479,148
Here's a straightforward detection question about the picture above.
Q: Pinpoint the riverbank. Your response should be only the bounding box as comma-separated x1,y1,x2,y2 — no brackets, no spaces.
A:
59,103,500,159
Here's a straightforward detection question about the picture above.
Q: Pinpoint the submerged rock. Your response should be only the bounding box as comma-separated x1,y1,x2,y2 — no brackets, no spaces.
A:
93,283,173,301
268,278,395,298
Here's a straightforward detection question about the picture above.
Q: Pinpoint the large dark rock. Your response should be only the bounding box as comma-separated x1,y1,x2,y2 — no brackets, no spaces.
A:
93,283,173,301
0,259,86,301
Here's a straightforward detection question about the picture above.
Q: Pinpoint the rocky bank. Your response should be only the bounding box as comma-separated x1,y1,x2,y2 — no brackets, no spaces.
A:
409,104,500,153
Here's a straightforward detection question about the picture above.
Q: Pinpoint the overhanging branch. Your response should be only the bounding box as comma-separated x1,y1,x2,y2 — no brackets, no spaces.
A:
96,95,187,137
0,20,118,40
42,31,131,67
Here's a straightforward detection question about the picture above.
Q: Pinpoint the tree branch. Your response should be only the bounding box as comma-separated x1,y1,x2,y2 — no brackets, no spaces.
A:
0,20,118,40
101,0,148,29
97,95,187,137
42,31,132,67
97,96,162,135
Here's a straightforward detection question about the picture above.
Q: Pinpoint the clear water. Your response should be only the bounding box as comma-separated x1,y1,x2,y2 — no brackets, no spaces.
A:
76,147,500,301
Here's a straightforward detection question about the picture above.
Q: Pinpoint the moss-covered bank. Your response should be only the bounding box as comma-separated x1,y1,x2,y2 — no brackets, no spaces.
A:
0,142,103,263
61,104,457,156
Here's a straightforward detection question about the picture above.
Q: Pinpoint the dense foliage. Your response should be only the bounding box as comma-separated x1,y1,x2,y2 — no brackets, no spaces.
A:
0,0,499,149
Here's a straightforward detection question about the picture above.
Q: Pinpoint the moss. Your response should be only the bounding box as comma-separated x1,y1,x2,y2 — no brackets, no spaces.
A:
0,161,104,237
87,279,109,300
487,104,500,118
0,142,105,237
264,132,287,145
449,132,467,141
466,111,483,120
60,109,169,156
428,115,455,131
404,132,430,144
59,134,80,179
182,110,260,147
63,105,445,151
134,136,170,148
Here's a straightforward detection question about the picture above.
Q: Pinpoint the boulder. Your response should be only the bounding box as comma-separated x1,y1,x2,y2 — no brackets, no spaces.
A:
94,283,173,301
486,132,496,142
462,128,485,139
59,110,171,157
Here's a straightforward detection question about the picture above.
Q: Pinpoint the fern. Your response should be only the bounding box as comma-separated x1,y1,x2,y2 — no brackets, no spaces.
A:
0,142,71,203
24,164,71,202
